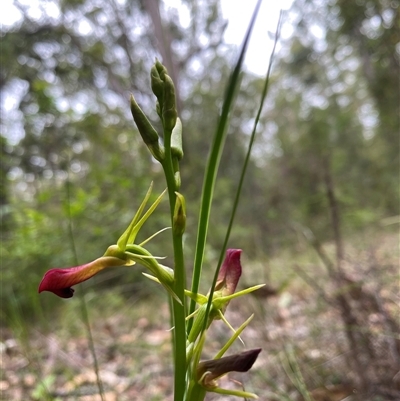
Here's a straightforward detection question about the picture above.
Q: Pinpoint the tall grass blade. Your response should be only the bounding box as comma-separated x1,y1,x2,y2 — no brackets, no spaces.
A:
282,344,313,401
202,12,283,332
189,0,263,331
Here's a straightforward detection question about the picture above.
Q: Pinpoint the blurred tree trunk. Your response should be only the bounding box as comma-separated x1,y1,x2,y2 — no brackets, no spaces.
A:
141,0,182,111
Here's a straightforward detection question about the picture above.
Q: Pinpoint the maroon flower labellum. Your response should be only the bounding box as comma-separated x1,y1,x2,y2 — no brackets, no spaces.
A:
38,256,127,298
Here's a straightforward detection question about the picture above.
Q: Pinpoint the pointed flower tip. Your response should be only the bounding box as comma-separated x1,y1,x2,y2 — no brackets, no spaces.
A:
38,256,127,298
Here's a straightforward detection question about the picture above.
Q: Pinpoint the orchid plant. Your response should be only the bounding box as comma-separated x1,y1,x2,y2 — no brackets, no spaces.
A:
39,2,281,399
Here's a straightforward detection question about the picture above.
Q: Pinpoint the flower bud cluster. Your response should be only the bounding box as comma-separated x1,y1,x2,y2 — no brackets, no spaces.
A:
130,60,182,164
131,60,185,231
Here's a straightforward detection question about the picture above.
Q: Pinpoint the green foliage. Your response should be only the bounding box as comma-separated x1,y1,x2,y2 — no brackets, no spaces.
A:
1,204,63,324
247,0,399,248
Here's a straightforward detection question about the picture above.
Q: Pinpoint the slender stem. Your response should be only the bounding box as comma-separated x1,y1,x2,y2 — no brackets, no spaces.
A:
65,179,105,401
161,130,187,401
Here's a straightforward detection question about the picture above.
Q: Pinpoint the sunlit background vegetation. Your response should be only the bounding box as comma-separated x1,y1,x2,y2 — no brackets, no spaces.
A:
1,0,399,400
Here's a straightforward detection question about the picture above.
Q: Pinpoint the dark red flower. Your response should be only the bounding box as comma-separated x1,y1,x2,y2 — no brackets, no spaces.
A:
197,348,262,388
38,256,127,298
215,249,242,297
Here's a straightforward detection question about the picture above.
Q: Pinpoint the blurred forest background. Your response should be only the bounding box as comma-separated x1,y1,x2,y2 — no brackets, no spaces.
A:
1,0,399,400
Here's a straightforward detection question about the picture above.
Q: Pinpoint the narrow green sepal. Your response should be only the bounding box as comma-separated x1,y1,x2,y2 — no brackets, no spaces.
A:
142,272,160,284
185,308,200,322
206,386,258,399
214,314,255,358
116,182,153,250
139,227,171,247
217,311,245,345
212,284,266,310
116,184,166,250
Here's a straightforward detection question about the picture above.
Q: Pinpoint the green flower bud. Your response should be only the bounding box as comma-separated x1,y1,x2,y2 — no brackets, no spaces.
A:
173,192,186,236
162,74,178,133
150,60,164,103
150,60,178,134
155,58,168,79
130,94,164,161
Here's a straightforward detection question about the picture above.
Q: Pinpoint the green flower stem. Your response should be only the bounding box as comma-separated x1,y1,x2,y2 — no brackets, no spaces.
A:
161,130,187,401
